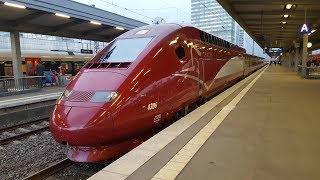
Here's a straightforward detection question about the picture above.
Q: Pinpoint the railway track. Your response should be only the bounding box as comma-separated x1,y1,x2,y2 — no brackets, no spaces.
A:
0,118,49,145
23,158,107,180
23,158,73,180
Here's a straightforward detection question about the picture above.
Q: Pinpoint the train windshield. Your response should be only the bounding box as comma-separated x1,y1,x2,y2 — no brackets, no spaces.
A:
99,37,153,63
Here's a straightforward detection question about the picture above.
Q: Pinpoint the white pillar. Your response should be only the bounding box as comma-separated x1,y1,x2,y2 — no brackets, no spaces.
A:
301,34,308,77
10,31,23,79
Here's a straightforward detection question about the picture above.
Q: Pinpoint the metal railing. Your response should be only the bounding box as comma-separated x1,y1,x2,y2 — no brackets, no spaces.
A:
297,65,320,79
0,76,14,79
0,76,45,93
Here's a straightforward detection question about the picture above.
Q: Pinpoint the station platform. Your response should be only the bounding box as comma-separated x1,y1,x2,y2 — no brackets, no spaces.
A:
0,86,64,109
90,65,320,180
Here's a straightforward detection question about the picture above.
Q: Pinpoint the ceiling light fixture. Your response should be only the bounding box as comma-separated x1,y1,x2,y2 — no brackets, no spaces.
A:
311,29,316,33
285,4,293,9
90,21,101,25
307,42,312,48
283,14,289,18
282,21,287,24
4,2,26,9
115,26,124,30
55,13,70,19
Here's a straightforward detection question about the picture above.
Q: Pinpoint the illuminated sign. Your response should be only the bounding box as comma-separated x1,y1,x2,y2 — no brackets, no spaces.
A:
300,24,311,34
81,49,93,54
268,47,283,53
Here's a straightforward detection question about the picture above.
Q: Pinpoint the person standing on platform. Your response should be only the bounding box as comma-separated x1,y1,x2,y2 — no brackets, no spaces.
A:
36,62,44,76
59,65,65,75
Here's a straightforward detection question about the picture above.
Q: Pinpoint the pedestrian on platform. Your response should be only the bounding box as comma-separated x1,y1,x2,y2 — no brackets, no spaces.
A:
36,62,44,76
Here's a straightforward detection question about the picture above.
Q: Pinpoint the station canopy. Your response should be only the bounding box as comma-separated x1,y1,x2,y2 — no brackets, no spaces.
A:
217,0,320,52
0,0,147,42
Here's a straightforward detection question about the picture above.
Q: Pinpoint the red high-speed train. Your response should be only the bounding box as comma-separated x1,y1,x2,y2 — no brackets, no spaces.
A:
50,23,265,162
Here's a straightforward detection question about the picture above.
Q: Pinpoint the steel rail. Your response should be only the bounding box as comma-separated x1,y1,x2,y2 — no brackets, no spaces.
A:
23,158,73,180
0,118,49,134
0,126,49,145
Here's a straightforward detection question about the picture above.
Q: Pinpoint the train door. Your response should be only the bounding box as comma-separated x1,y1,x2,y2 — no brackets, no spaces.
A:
4,62,13,76
198,48,218,95
26,60,33,75
175,39,200,104
25,58,41,76
186,41,204,97
0,62,5,76
135,73,165,133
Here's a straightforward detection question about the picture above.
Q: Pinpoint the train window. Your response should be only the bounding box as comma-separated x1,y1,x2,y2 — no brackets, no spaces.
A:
98,37,153,63
204,32,208,43
213,36,217,45
175,45,185,60
226,42,230,48
200,31,205,41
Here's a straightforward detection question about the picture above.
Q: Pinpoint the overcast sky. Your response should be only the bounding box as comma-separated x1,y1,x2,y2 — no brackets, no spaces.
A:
74,0,191,24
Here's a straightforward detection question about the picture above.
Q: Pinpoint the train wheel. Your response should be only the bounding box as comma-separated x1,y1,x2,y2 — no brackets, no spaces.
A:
173,111,181,121
196,97,205,107
183,105,189,116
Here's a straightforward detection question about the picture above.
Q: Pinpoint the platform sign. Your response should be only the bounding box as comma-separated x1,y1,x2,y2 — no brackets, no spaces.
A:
268,47,283,53
81,49,93,54
300,24,311,34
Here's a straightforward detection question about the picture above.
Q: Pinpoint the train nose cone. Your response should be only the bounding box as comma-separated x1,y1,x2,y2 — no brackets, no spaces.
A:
50,105,71,144
50,105,113,146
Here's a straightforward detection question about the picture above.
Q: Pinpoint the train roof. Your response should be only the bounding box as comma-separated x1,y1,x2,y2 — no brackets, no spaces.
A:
117,23,246,53
117,23,182,39
0,49,94,61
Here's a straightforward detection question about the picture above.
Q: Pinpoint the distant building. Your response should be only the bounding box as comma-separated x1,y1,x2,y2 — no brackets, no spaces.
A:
191,0,244,46
236,27,245,47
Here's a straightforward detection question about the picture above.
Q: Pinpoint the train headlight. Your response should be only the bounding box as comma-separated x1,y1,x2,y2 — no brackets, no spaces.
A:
59,90,71,101
90,91,118,103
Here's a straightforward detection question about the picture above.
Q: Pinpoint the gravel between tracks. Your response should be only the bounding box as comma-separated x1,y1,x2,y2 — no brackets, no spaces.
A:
48,163,106,180
0,132,66,180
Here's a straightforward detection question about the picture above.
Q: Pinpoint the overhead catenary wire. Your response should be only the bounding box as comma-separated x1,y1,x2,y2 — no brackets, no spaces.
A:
97,0,153,20
97,0,191,23
130,7,190,20
159,0,191,17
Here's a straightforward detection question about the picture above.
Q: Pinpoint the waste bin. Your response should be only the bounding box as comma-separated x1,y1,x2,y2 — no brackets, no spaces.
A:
59,74,73,86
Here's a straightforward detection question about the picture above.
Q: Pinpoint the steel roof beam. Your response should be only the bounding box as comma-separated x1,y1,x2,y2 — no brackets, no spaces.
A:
9,11,46,27
230,0,320,5
248,25,298,28
81,27,110,36
216,0,267,54
0,20,108,42
239,11,320,17
0,0,146,30
52,19,86,32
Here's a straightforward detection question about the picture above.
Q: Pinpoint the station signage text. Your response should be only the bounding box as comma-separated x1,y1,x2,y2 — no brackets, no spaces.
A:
81,49,93,54
300,24,311,34
268,47,283,53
